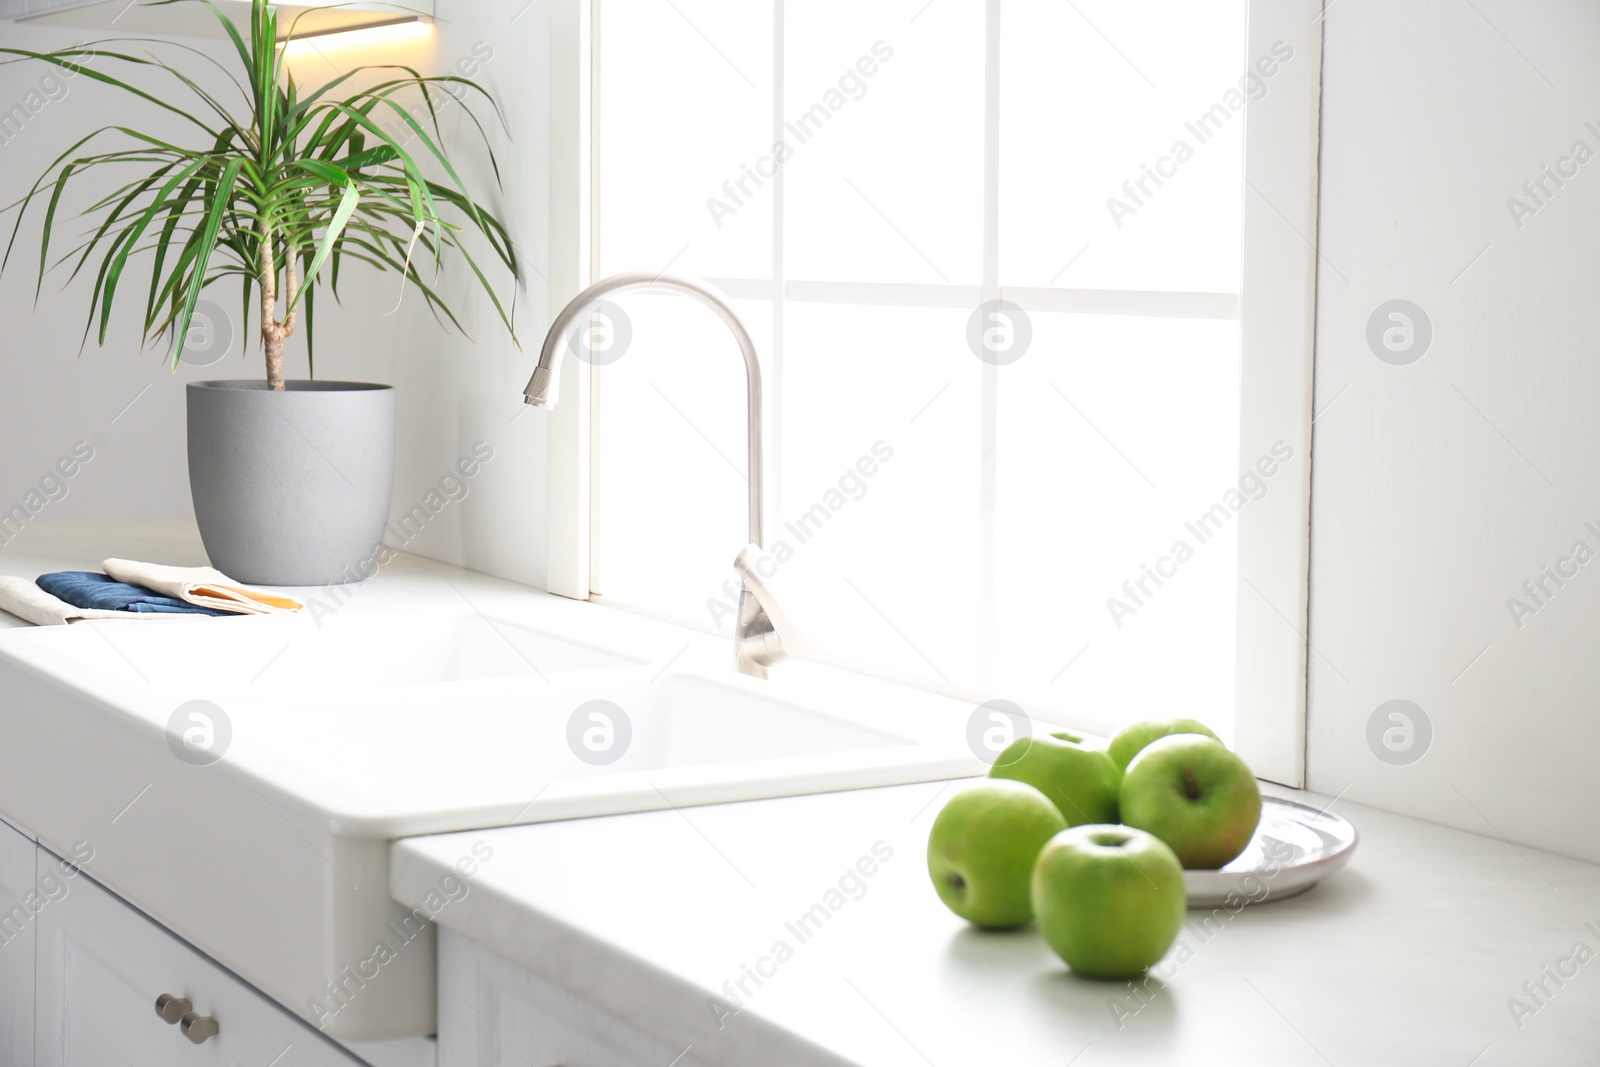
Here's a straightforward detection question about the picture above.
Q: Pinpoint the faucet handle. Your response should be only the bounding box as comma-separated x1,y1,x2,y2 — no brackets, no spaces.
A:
734,545,805,645
732,544,807,678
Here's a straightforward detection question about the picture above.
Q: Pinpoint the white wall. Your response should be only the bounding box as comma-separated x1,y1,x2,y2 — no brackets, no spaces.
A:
9,0,1598,865
0,1,553,587
1308,0,1600,862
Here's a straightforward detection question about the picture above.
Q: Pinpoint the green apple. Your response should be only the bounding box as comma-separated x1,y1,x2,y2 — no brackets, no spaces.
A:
1119,734,1261,869
927,780,1067,929
1032,824,1186,978
1107,718,1222,773
988,730,1121,826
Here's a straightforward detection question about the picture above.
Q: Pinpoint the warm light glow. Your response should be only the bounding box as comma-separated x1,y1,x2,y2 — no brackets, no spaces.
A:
279,19,432,60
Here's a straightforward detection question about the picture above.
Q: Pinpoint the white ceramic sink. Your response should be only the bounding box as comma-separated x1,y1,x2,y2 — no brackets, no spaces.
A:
0,588,984,1042
244,671,907,791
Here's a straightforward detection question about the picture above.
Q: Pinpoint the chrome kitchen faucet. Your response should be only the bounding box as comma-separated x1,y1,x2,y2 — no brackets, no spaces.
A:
523,272,795,679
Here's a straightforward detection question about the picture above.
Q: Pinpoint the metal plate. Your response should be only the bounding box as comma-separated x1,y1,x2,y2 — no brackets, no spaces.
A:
1184,796,1358,908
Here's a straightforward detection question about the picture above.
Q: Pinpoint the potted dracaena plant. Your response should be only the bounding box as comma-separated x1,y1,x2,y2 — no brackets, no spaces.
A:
0,0,517,586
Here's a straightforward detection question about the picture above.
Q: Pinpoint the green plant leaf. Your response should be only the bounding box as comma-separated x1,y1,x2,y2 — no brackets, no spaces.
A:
287,179,358,315
170,156,244,368
0,0,519,382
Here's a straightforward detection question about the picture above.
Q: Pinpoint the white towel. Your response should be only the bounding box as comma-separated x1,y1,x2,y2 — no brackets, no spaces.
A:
102,559,303,615
0,576,146,626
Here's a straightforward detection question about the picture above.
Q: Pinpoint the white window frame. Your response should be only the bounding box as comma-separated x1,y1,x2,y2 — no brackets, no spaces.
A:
542,0,1323,787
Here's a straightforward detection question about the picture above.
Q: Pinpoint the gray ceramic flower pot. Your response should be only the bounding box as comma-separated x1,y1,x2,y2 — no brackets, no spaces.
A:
186,381,395,586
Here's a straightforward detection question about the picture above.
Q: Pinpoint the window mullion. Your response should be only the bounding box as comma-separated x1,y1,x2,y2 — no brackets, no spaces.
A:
978,0,1003,682
769,0,786,542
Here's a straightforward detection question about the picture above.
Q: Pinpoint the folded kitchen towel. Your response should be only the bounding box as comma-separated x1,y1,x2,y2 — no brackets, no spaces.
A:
0,576,147,626
36,571,232,616
102,559,304,615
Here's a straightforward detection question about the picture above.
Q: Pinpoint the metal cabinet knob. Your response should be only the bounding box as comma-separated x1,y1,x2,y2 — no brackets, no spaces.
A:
180,1012,220,1044
154,994,192,1025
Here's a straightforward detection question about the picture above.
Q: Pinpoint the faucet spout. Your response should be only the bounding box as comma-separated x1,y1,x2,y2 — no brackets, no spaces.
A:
523,272,762,546
526,273,787,676
523,365,557,408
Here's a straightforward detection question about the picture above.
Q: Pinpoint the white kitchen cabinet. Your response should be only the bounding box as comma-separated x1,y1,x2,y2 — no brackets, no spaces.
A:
34,845,366,1067
0,817,34,1067
439,930,712,1067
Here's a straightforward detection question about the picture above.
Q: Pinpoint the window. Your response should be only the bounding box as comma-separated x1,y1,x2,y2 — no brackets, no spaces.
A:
548,0,1320,786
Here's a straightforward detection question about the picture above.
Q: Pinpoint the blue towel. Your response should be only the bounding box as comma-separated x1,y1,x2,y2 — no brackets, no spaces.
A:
36,572,232,616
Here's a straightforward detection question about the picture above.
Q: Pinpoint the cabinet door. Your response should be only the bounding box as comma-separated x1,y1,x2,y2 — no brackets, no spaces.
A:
34,848,365,1067
439,930,711,1067
0,818,33,1067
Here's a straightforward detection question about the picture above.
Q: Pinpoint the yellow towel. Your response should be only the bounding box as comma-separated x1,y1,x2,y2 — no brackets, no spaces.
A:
102,559,304,615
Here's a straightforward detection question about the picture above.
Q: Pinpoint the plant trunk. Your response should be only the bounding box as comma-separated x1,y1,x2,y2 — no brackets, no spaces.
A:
261,234,284,391
259,231,298,392
264,333,286,391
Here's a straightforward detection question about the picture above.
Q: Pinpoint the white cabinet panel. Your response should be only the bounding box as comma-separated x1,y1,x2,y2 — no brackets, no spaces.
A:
439,930,711,1067
34,850,364,1067
0,818,33,1067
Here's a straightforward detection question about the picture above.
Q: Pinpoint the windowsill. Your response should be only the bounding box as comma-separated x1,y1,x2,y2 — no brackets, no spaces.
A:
0,515,1230,769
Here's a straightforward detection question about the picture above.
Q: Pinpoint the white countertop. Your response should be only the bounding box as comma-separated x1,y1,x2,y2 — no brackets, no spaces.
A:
393,780,1600,1067
9,520,1598,1062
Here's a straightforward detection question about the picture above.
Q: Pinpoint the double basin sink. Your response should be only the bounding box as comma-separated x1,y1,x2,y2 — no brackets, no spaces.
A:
0,585,983,1040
